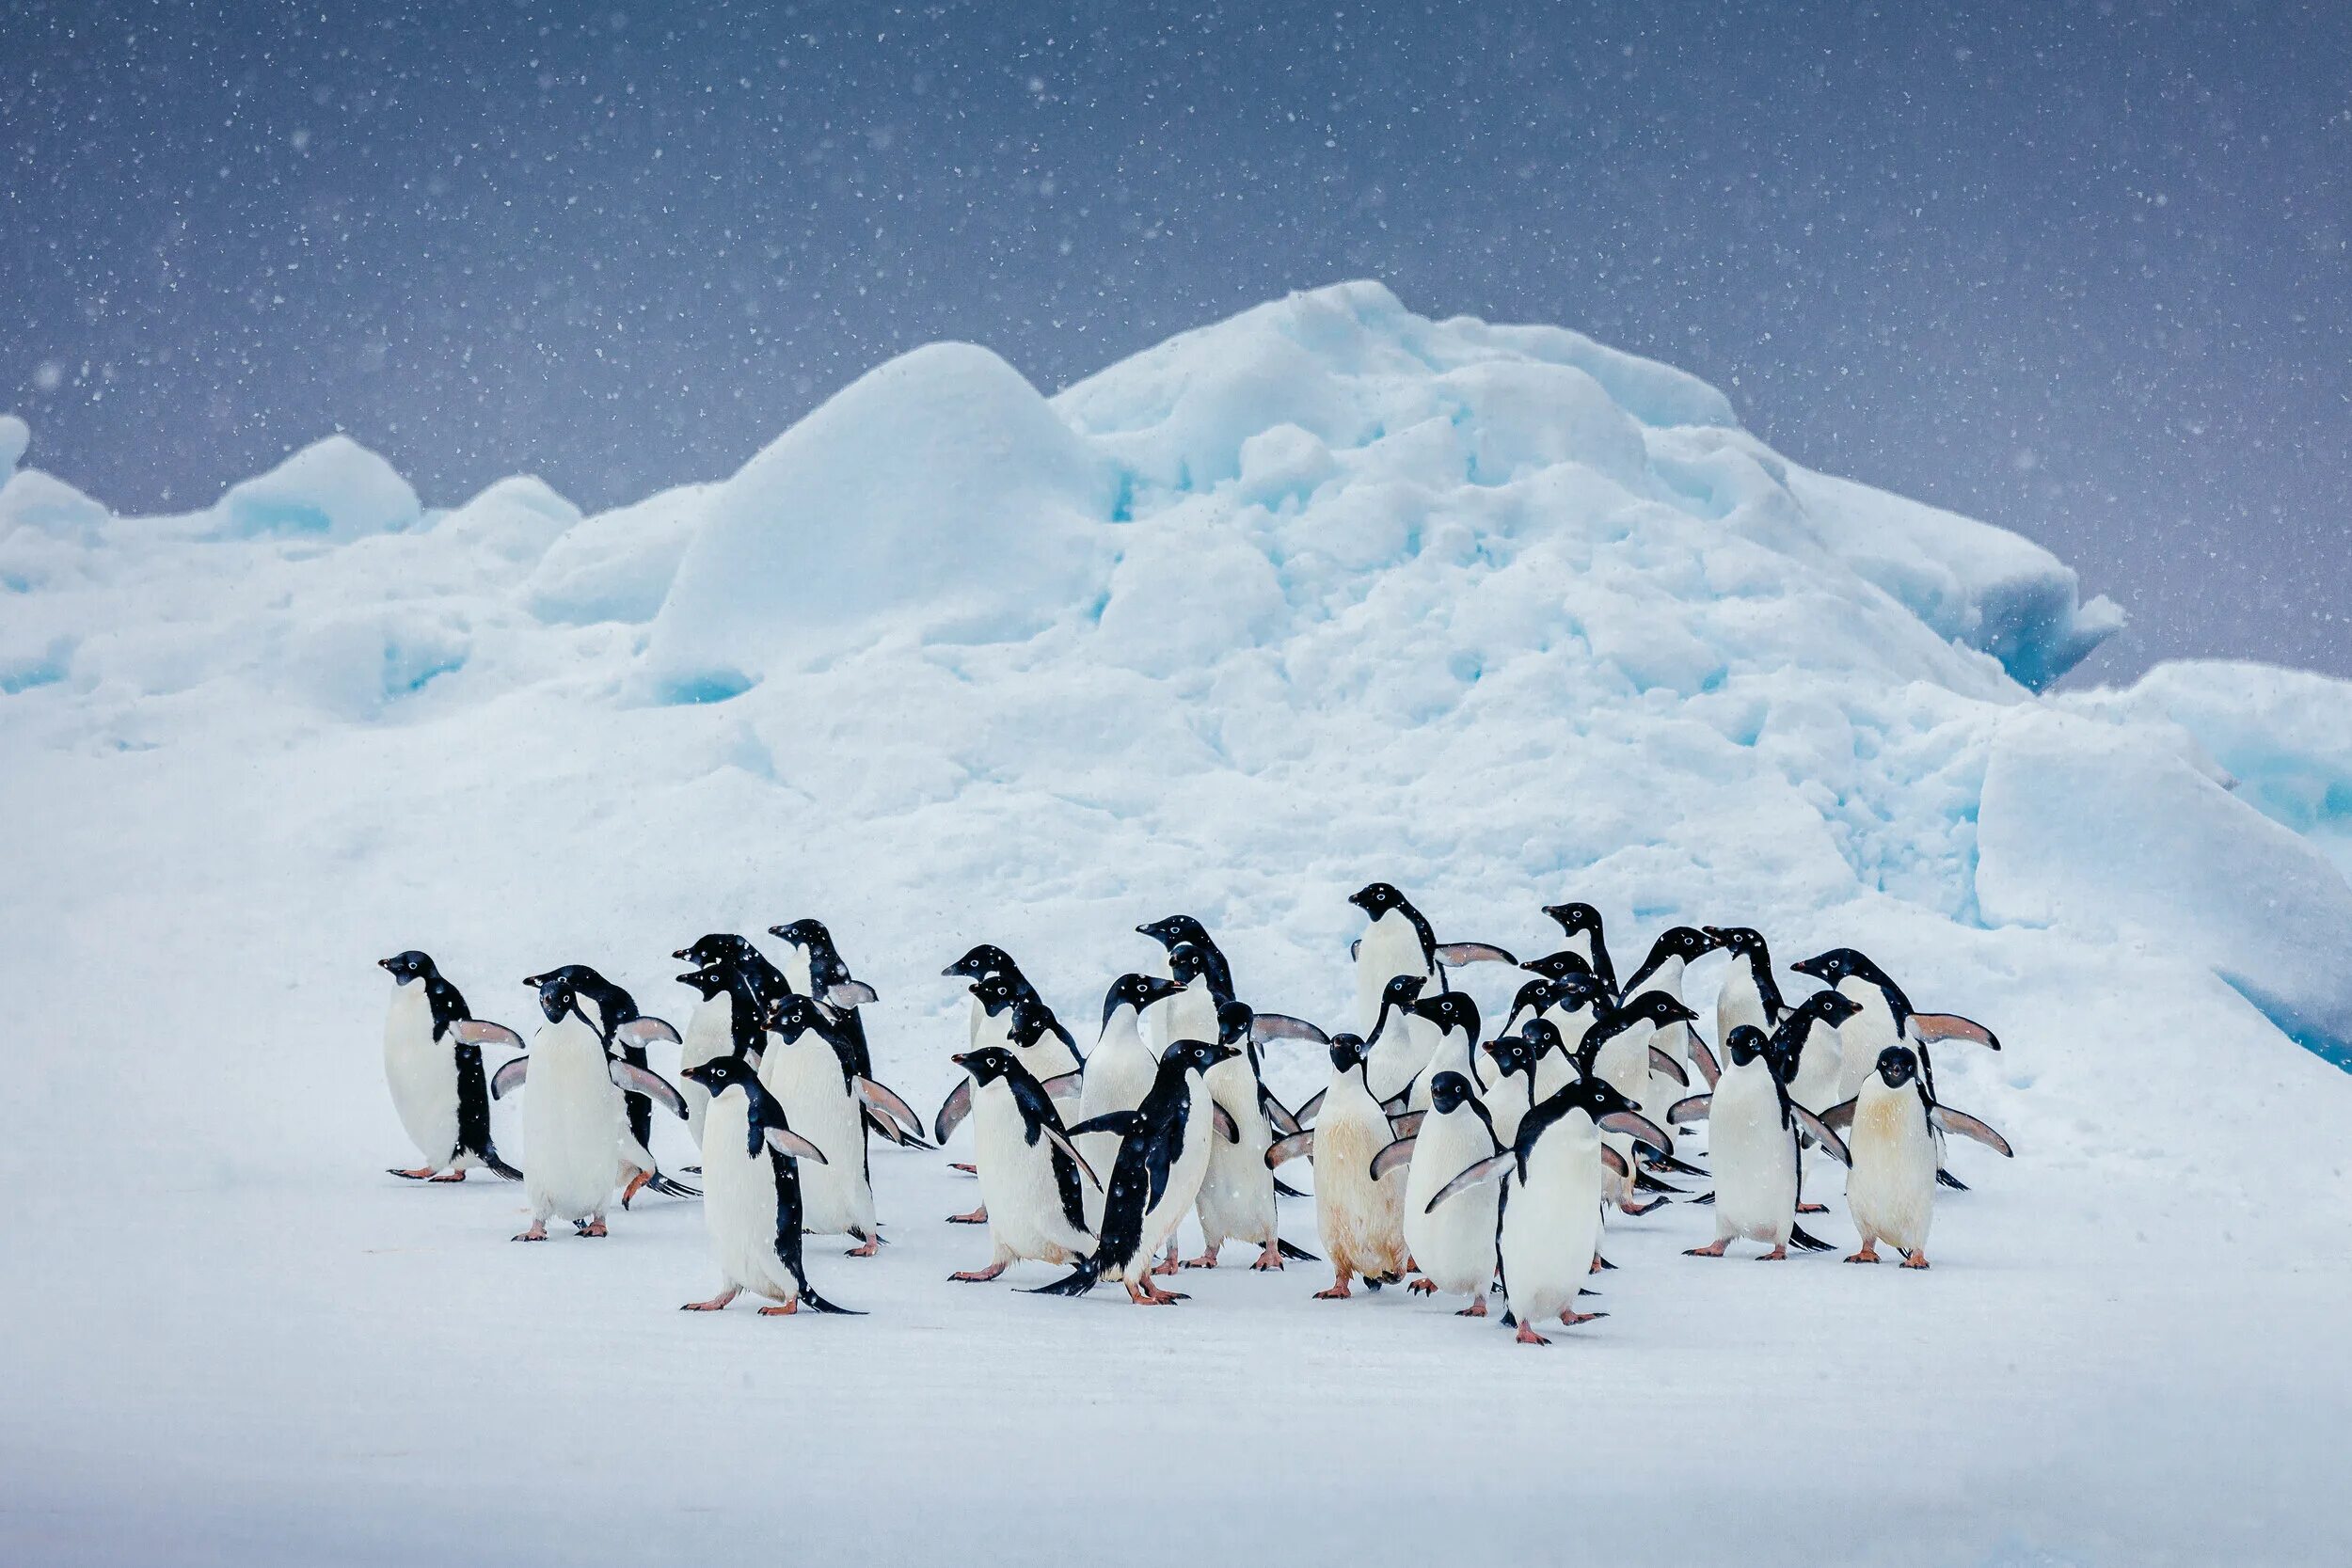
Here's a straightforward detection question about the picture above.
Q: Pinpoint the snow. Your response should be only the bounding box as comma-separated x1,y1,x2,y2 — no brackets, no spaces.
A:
4,282,2347,1565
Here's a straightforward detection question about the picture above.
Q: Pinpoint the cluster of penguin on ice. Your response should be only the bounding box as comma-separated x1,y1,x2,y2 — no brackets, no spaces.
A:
377,884,2012,1344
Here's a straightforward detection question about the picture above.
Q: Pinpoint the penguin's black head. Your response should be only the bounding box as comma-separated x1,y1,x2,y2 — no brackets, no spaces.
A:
970,975,1023,1018
1349,881,1406,916
530,972,577,1022
1410,990,1480,1040
681,1055,749,1096
1136,915,1206,951
676,964,732,999
1216,1001,1254,1047
1724,1023,1772,1068
1103,972,1183,1024
1795,990,1865,1031
379,950,436,984
1006,995,1059,1051
1621,990,1699,1027
942,943,1012,981
1168,942,1213,987
1706,926,1768,958
1381,973,1428,1010
1647,926,1720,963
1518,1017,1566,1059
1509,976,1569,1021
1485,1033,1535,1080
1522,949,1595,983
768,917,831,948
1327,1033,1370,1074
1170,1038,1242,1074
1792,947,1887,988
952,1046,1018,1086
1875,1045,1921,1088
1563,1075,1641,1119
767,992,823,1037
673,933,748,966
1428,1070,1476,1114
1542,901,1603,938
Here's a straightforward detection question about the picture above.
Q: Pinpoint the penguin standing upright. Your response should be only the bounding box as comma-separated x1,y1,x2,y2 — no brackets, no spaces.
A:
759,993,882,1255
1707,927,1785,1052
1280,1034,1412,1300
1188,1001,1306,1271
768,918,882,1077
1359,973,1433,1106
1477,1029,1542,1147
1614,927,1720,1080
1792,947,2003,1186
942,945,1080,1063
1406,990,1483,1108
1346,881,1515,1035
1519,974,1610,1099
675,1055,854,1316
670,939,779,1147
377,951,522,1182
1391,1069,1503,1315
1426,1078,1672,1345
1540,902,1619,999
1065,974,1183,1232
1034,1038,1241,1305
521,963,694,1207
1825,1045,2012,1268
1575,990,1699,1214
1670,1006,1858,1260
1135,915,1236,1005
495,971,689,1241
966,974,1085,1086
944,1046,1100,1283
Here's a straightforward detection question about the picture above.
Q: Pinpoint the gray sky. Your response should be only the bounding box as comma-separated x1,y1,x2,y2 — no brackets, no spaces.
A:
6,1,2347,683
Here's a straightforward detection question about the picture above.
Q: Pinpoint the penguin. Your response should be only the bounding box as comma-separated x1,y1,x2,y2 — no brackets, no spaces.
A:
1345,881,1517,1033
1153,942,1225,1056
1425,1077,1672,1344
493,970,690,1240
1360,972,1433,1106
943,1045,1102,1283
1519,974,1611,1099
1822,1045,2013,1268
1705,927,1785,1054
1271,1034,1412,1300
520,963,694,1207
1046,974,1181,1232
1668,1008,1858,1259
1519,950,1599,987
1540,901,1619,998
673,933,789,1004
1477,1029,1542,1147
669,951,771,1147
1389,1069,1503,1315
967,975,1086,1089
1134,914,1236,1005
758,992,882,1256
674,1055,855,1316
1034,1037,1242,1304
768,918,882,1078
376,950,522,1182
942,944,1079,1058
1188,1001,1308,1270
1615,927,1721,1082
1574,990,1701,1214
1406,990,1484,1109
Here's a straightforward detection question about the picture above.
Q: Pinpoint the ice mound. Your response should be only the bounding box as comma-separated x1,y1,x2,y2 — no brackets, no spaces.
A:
210,434,421,541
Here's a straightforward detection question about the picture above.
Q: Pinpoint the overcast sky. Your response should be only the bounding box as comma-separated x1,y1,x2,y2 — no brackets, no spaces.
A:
7,1,2347,683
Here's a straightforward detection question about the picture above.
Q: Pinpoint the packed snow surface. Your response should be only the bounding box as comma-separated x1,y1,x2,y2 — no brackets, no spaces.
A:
4,282,2346,1566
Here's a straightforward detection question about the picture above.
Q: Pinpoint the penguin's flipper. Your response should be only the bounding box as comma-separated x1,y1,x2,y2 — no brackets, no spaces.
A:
1251,1013,1330,1046
483,1146,524,1180
1436,942,1518,967
933,1079,975,1145
1645,1152,1708,1177
1295,1087,1327,1127
614,1017,683,1049
825,980,881,1009
609,1061,690,1118
1647,1046,1691,1086
1260,1090,1302,1137
863,1107,914,1147
489,1056,529,1100
1791,1106,1852,1166
1273,1176,1309,1197
1025,1258,1102,1297
1213,1104,1240,1143
1820,1098,1858,1133
1632,1170,1684,1196
1067,1111,1143,1140
1597,1109,1673,1159
1425,1154,1511,1213
1619,1195,1672,1217
1266,1131,1314,1168
764,1127,829,1164
1688,1034,1722,1088
1041,1125,1103,1191
1667,1093,1712,1125
453,1019,524,1050
1599,1146,1629,1179
1276,1237,1319,1262
854,1077,928,1141
1910,1012,2001,1052
1387,1109,1425,1139
1038,1071,1084,1102
1930,1104,2014,1157
1936,1168,1972,1190
1369,1135,1416,1180
1788,1224,1836,1253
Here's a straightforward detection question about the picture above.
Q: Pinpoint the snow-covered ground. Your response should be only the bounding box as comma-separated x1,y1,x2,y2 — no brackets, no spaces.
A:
4,283,2347,1565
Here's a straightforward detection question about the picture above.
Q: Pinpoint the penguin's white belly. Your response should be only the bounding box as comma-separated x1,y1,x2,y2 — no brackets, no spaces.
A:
1010,1033,1081,1085
1708,1069,1797,1243
1077,1035,1157,1231
974,1091,1091,1264
758,1037,873,1237
1849,1091,1936,1253
1835,997,1900,1101
1354,913,1426,1033
1165,990,1218,1051
1402,1110,1498,1297
1531,1045,1576,1101
1500,1133,1604,1324
1312,1097,1407,1278
677,993,735,1146
1717,972,1767,1047
699,1095,798,1301
1484,1080,1533,1148
522,1022,621,1221
1788,1034,1842,1115
1591,1027,1654,1199
1372,1015,1438,1108
384,990,460,1165
1194,1057,1275,1248
1414,1036,1475,1108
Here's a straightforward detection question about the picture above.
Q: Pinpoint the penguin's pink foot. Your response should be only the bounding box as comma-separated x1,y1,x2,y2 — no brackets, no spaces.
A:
389,1167,439,1180
680,1288,739,1311
1407,1277,1438,1295
1899,1252,1931,1271
1456,1297,1488,1318
513,1225,548,1242
1180,1249,1219,1270
950,1261,1009,1282
1589,1254,1610,1274
1757,1245,1788,1261
1846,1244,1881,1264
1249,1243,1284,1271
1313,1277,1353,1300
1796,1202,1828,1214
949,1162,977,1175
1143,1284,1187,1305
1515,1323,1551,1346
1123,1280,1156,1305
845,1235,881,1258
577,1218,608,1238
1684,1239,1730,1258
757,1299,801,1316
618,1169,652,1209
947,1207,988,1225
1152,1255,1181,1277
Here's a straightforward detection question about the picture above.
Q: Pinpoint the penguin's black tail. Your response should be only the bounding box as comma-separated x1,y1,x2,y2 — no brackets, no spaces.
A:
1026,1257,1103,1298
1788,1224,1835,1253
1273,1177,1309,1198
483,1146,524,1181
1276,1237,1319,1262
798,1287,863,1316
1935,1168,1971,1192
648,1171,703,1199
1644,1153,1708,1178
1687,1190,1717,1205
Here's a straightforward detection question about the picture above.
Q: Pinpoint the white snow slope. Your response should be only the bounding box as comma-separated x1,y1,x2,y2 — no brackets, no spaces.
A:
4,283,2348,1566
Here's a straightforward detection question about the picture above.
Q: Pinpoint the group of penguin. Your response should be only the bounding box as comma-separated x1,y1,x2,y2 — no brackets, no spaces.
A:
377,885,2012,1344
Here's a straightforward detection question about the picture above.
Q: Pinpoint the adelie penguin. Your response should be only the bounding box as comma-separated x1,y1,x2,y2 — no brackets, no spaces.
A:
1822,1045,2013,1269
760,992,914,1255
1388,1069,1503,1316
945,1046,1102,1284
1669,1006,1860,1260
1426,1077,1674,1345
1064,974,1183,1232
1615,926,1720,1082
520,963,695,1206
1540,901,1619,998
1268,1034,1412,1300
1345,881,1517,1035
942,944,1079,1063
1034,1037,1242,1306
769,917,882,1078
1793,946,2001,1190
377,950,523,1182
1707,927,1785,1050
675,1056,855,1317
1575,990,1700,1215
1134,914,1236,1006
495,970,691,1241
671,936,783,1147
1188,1001,1314,1271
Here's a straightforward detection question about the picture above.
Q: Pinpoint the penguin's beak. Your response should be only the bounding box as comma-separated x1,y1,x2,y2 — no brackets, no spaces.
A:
950,1053,968,1067
376,958,393,970
671,947,691,960
766,925,788,939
